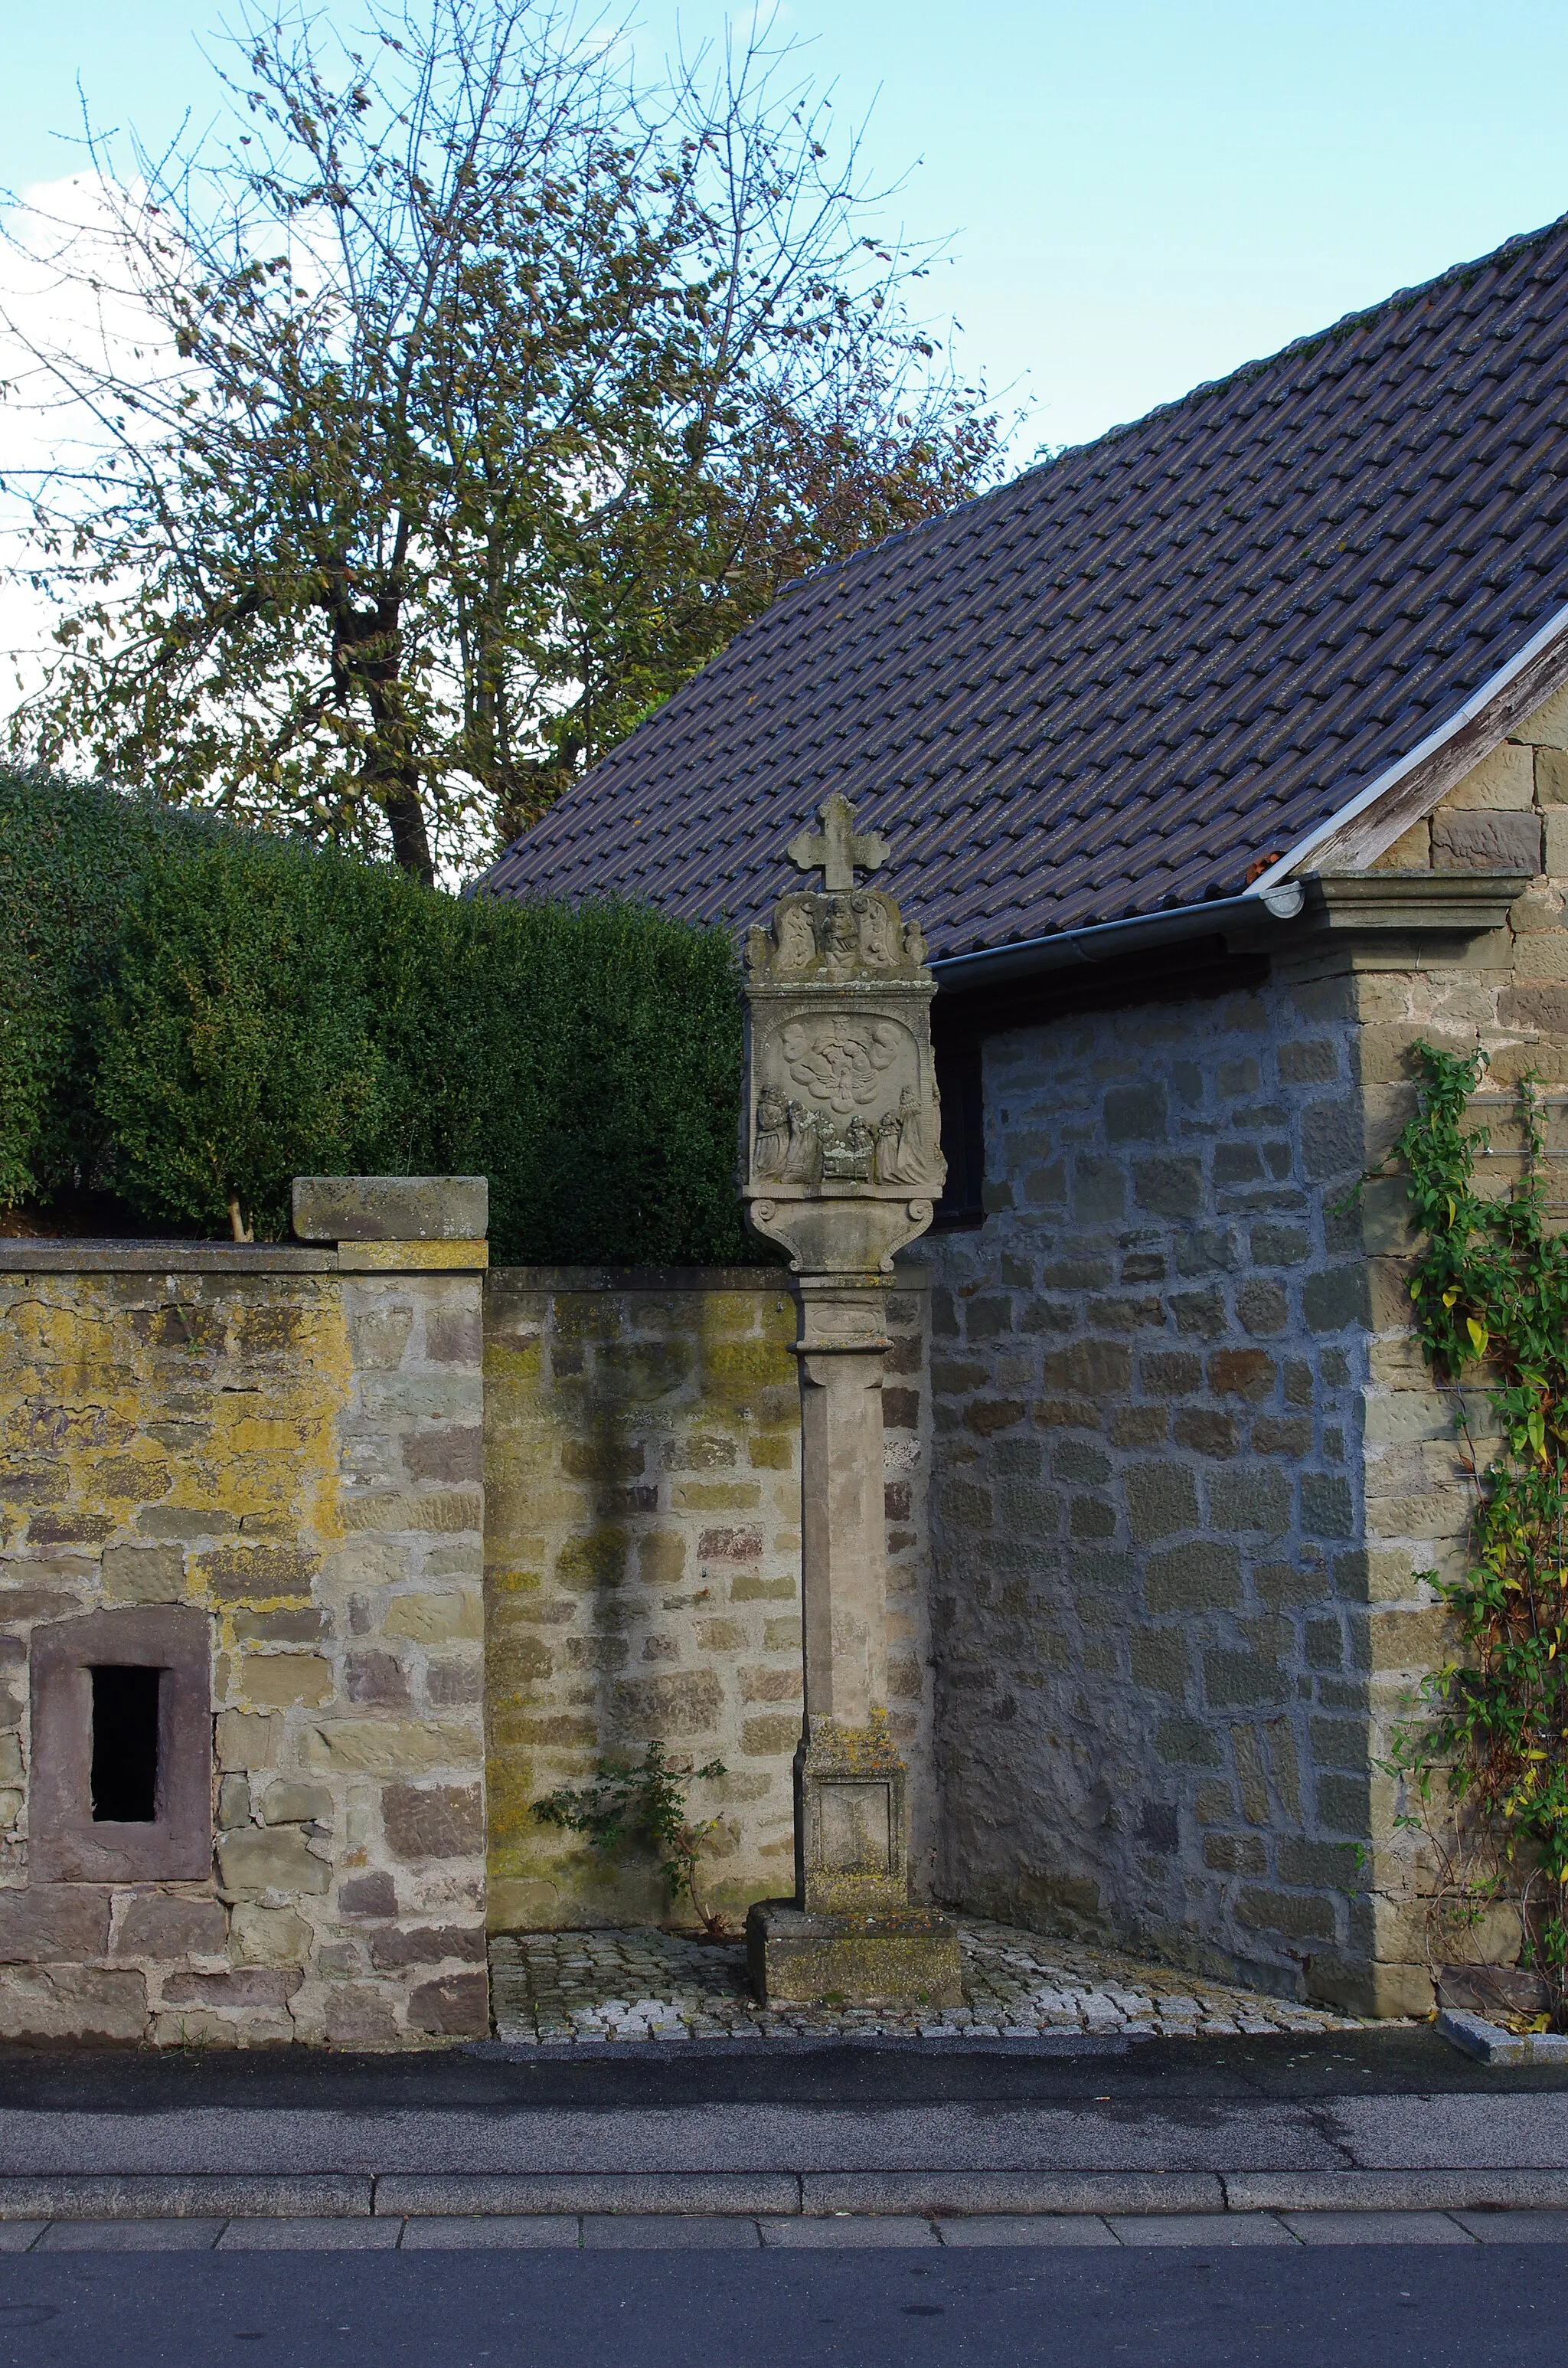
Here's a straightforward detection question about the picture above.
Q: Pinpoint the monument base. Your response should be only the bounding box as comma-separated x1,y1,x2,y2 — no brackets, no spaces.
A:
746,1898,963,2008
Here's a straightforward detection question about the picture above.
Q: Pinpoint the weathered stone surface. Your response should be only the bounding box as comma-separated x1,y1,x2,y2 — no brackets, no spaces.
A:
382,1783,483,1861
114,1894,227,1958
407,1972,490,2035
217,1826,332,1898
0,1886,112,1963
0,1966,148,2043
292,1175,488,1242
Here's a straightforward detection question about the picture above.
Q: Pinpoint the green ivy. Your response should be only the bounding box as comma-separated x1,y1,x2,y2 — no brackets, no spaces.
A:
1379,1041,1568,2020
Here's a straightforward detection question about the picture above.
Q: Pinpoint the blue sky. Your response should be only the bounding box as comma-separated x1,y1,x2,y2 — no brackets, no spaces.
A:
5,0,1568,453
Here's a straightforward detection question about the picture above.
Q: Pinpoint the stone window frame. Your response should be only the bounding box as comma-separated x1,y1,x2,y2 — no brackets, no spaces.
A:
28,1604,214,1882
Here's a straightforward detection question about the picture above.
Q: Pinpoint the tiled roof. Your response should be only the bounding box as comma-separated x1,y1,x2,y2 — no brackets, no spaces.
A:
479,215,1568,960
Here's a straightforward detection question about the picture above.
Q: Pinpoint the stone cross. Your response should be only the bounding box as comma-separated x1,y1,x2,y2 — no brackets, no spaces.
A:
739,803,959,2013
786,793,890,895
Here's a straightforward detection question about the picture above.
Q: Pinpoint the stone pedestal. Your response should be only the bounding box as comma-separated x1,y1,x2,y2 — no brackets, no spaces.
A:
740,795,959,2008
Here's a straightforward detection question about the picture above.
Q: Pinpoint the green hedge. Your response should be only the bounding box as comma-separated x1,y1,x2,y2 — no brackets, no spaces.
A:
0,769,749,1264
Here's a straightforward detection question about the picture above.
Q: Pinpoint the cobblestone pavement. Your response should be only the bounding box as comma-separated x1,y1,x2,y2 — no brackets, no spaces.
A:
488,1919,1367,2044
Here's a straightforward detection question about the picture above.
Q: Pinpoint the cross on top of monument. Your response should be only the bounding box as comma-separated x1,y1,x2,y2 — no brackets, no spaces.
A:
786,794,890,894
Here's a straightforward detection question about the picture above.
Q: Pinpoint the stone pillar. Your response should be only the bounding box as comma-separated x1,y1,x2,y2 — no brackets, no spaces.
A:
741,796,960,2007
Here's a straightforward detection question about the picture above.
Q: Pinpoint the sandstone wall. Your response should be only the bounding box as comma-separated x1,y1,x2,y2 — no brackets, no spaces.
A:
482,1267,933,1931
0,1231,488,2046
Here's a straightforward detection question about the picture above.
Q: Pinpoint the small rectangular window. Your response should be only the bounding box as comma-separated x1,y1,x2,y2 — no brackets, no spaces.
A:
90,1666,162,1823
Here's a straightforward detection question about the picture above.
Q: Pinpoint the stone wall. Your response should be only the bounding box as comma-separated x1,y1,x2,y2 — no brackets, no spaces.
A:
924,967,1370,2000
922,679,1568,2014
0,1216,489,2046
482,1267,933,1931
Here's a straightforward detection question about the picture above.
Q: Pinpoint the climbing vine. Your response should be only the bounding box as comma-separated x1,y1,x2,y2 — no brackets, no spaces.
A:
1377,1042,1568,2024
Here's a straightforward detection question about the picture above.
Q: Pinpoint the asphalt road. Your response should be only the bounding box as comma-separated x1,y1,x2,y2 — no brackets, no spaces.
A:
2,2245,1566,2368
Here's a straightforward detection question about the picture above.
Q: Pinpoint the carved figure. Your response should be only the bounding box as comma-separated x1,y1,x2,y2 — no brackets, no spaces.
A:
753,1088,791,1179
745,924,772,973
875,1084,939,1186
781,1017,902,1114
783,1097,822,1184
901,918,927,966
820,1115,876,1182
820,898,860,966
854,893,894,966
774,901,818,971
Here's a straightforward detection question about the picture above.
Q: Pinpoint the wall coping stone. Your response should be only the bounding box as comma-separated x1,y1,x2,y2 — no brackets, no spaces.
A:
292,1176,488,1242
0,1241,339,1274
486,1263,930,1292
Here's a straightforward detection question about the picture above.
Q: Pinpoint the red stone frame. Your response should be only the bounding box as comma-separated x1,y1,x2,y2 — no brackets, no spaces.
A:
28,1605,214,1882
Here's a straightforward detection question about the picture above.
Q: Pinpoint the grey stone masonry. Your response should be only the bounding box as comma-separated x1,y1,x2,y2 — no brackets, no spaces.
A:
925,966,1377,2000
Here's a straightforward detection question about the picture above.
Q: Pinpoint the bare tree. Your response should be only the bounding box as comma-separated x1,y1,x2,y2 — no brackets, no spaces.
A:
1,2,1006,876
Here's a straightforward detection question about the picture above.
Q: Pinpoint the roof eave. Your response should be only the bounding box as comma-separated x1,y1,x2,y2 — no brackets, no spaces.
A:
927,881,1305,993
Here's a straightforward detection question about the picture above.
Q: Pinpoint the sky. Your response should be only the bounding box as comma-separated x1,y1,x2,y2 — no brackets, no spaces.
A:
7,0,1568,456
5,0,1568,731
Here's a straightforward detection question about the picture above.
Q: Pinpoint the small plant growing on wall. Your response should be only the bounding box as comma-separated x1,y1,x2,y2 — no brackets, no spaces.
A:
1371,1042,1568,2029
533,1743,733,1937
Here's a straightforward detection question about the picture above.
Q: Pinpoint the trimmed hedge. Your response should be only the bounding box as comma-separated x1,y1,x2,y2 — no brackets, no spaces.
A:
0,769,749,1264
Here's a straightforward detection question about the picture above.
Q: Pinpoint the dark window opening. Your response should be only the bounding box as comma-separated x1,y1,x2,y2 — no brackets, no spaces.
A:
931,1035,985,1229
90,1666,162,1822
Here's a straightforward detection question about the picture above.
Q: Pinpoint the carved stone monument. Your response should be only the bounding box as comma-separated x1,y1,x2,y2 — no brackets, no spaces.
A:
742,794,962,2008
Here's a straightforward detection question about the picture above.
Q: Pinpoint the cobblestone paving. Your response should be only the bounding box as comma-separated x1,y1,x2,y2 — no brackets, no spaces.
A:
488,1919,1366,2043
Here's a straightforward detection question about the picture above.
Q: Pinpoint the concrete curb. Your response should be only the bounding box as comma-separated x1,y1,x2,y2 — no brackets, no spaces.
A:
801,2173,1225,2217
0,2177,371,2222
5,2168,1568,2223
377,2174,798,2218
1223,2170,1568,2213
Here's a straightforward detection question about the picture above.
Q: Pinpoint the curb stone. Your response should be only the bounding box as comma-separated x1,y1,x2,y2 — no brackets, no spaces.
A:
5,2170,1568,2223
376,2174,797,2219
0,2177,370,2222
1223,2172,1568,2213
1438,2010,1568,2067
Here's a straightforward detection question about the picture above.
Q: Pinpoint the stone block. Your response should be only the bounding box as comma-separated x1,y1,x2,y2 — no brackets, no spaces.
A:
1105,1084,1167,1143
231,1905,313,1967
101,1543,185,1604
1305,1954,1433,2018
240,1653,333,1709
1207,1469,1290,1534
1236,1888,1337,1941
0,1965,148,2043
1538,745,1568,803
408,1973,491,2035
346,1650,412,1705
1207,1348,1276,1401
746,1899,962,2008
292,1176,488,1241
611,1666,729,1742
261,1781,334,1825
1145,1539,1243,1613
1237,1280,1289,1337
115,1894,227,1958
1133,1158,1204,1221
217,1827,332,1898
1204,1651,1287,1709
1155,1715,1222,1768
1432,807,1541,871
325,1987,400,2046
1126,1464,1199,1542
742,1714,801,1756
1302,1475,1355,1539
303,1719,477,1775
0,1886,112,1962
1129,1630,1191,1696
1440,741,1535,809
383,1782,484,1861
338,1872,398,1919
370,1924,487,1967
